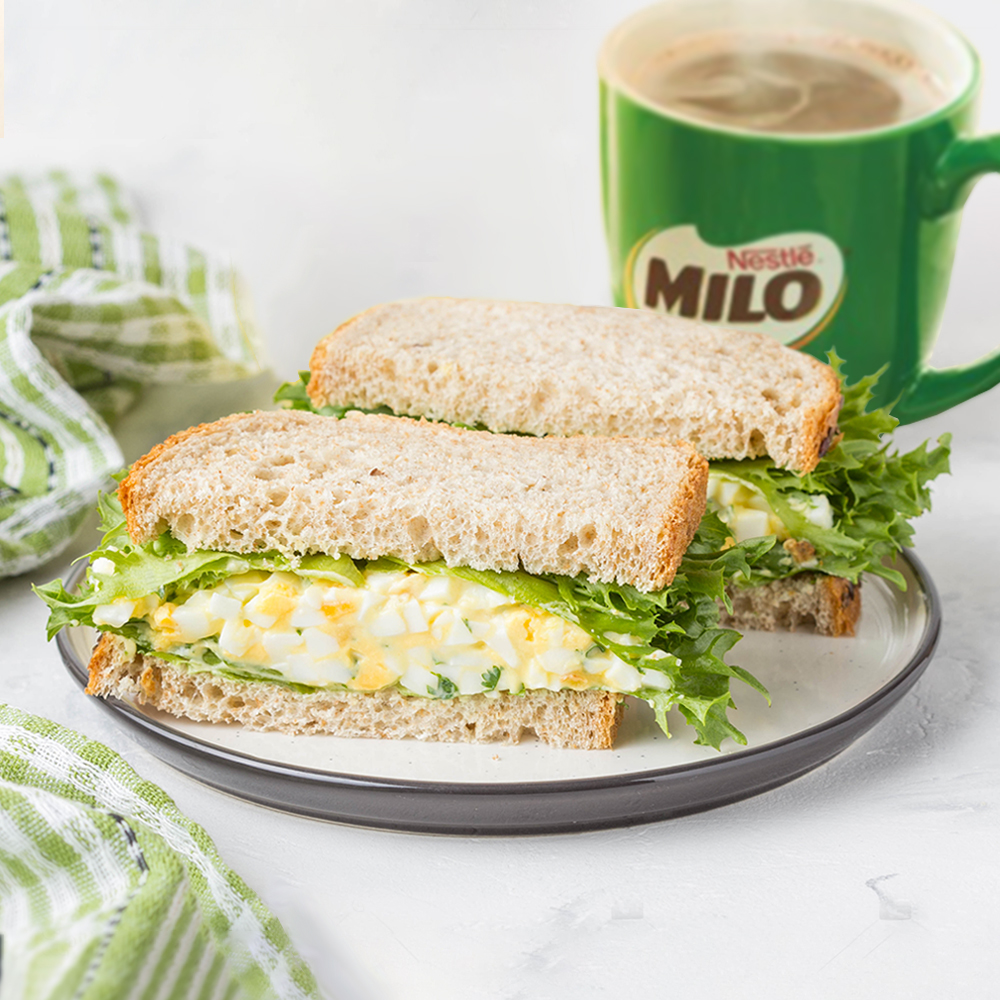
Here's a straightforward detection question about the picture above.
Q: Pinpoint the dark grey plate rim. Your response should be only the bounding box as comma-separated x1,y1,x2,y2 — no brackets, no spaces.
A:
57,552,941,832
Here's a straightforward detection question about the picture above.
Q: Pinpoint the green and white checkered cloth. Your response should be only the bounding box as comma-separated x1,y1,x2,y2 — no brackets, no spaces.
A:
0,705,321,1000
0,172,266,578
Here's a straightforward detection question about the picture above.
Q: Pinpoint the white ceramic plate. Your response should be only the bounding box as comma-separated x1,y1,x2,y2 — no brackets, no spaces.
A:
58,553,939,834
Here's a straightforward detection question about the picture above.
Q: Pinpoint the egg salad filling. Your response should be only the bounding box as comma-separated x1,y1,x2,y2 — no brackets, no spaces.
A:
706,472,833,544
90,567,671,698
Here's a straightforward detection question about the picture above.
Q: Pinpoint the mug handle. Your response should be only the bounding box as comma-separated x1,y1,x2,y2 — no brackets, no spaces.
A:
894,135,1000,424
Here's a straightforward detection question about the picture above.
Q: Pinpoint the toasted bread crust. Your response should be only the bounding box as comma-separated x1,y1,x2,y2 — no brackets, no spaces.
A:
721,574,862,637
118,409,707,592
307,298,843,473
86,634,625,750
118,415,236,547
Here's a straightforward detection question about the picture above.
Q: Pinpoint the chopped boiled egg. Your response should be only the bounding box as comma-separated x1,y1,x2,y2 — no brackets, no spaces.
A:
92,598,136,628
788,494,834,529
262,630,303,661
133,566,675,700
91,557,116,577
706,471,833,542
219,619,258,658
303,627,338,658
209,593,242,621
369,607,407,638
400,664,437,697
401,599,428,634
169,605,216,642
351,657,400,692
289,604,326,629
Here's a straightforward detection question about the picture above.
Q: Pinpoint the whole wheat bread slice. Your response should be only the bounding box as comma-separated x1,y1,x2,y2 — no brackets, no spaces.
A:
120,409,708,592
721,575,862,637
87,634,625,750
307,298,842,473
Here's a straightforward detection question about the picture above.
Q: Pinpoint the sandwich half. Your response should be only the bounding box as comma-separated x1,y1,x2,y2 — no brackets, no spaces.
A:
38,409,772,750
288,297,951,636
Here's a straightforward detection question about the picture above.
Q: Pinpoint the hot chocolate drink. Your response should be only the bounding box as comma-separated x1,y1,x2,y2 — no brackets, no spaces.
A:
632,35,943,133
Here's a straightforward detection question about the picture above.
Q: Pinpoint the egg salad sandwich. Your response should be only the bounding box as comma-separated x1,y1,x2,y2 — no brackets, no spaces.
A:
282,297,951,637
37,409,774,750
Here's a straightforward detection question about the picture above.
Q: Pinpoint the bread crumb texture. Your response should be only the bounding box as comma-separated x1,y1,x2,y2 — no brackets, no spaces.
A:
88,634,625,750
308,298,842,472
721,574,861,637
120,409,707,592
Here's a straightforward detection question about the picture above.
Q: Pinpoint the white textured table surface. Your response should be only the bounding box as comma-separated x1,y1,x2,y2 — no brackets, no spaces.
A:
4,1,1000,997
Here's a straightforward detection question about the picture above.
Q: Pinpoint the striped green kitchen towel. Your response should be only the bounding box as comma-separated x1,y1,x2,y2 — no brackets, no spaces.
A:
0,172,266,579
0,705,320,1000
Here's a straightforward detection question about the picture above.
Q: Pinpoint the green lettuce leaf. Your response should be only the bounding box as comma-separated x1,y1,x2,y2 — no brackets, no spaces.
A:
34,494,364,640
709,355,950,588
36,492,773,750
274,371,401,419
273,371,513,433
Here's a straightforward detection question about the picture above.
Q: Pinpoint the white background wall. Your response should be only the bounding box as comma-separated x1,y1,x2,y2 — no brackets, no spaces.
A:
5,0,1000,382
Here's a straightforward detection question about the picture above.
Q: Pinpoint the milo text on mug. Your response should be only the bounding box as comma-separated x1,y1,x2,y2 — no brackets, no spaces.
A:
625,226,846,348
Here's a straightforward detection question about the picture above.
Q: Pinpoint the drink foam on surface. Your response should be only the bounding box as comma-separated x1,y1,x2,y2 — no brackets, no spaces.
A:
630,32,947,135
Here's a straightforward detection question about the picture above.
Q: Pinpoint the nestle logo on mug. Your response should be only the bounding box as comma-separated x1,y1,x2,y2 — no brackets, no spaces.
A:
627,226,844,348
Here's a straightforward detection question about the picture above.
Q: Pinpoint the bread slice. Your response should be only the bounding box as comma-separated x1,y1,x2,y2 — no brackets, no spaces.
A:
87,634,625,750
721,575,862,637
119,409,708,592
307,298,842,473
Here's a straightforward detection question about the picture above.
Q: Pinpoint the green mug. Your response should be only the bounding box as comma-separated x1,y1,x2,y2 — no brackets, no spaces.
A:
600,0,1000,422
